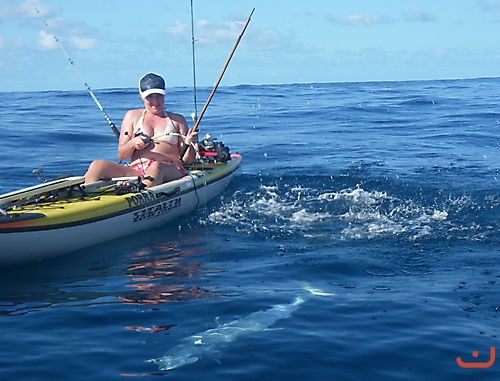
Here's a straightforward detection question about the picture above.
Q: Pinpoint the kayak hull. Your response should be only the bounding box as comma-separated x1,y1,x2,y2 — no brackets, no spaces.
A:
0,154,241,266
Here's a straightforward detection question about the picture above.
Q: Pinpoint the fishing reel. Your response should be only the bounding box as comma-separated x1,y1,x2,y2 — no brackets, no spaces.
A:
197,134,231,164
133,131,152,144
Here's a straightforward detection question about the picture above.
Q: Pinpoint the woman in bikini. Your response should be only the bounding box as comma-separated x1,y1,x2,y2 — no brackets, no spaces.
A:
84,73,198,187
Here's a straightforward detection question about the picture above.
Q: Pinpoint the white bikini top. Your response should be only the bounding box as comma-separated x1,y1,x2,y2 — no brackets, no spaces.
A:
134,109,179,145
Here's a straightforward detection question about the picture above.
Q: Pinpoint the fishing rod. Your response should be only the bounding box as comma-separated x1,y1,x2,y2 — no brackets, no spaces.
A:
179,8,255,160
31,2,120,139
190,0,198,122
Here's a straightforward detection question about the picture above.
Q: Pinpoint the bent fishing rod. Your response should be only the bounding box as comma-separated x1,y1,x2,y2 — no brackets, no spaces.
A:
179,8,255,160
190,0,198,122
32,2,120,139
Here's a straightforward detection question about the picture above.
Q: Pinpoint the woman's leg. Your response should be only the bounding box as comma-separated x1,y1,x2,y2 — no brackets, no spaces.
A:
84,160,139,184
143,161,185,187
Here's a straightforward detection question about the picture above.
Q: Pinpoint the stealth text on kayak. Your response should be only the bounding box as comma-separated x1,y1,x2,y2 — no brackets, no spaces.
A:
132,197,182,222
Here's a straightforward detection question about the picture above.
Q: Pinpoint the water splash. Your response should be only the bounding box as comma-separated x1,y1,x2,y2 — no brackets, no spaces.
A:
204,178,497,244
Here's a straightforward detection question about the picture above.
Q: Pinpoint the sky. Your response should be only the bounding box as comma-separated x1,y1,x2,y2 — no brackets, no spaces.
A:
1,0,500,92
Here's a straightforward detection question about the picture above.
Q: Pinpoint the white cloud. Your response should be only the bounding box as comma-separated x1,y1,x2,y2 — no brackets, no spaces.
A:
0,0,58,21
404,5,437,22
33,17,98,51
165,20,187,40
162,10,301,57
37,29,97,51
37,29,57,49
0,0,29,19
326,14,393,27
69,36,96,50
476,0,500,11
195,19,245,45
0,1,98,52
20,0,56,18
165,17,256,47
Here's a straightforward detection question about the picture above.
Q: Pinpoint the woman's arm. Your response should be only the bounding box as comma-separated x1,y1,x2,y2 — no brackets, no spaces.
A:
117,109,147,161
172,113,198,165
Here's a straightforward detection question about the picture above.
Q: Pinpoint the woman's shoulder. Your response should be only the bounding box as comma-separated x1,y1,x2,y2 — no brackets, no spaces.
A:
120,109,145,133
167,111,188,127
122,108,145,125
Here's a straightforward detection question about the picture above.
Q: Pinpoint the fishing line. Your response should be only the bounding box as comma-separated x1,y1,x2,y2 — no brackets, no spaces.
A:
31,1,120,139
187,1,212,277
190,0,198,122
178,7,255,161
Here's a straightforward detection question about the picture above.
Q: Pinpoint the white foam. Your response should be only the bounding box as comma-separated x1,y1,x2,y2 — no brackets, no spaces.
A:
204,183,465,242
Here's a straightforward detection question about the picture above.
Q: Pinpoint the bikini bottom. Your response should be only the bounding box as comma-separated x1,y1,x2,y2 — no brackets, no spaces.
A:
131,159,186,177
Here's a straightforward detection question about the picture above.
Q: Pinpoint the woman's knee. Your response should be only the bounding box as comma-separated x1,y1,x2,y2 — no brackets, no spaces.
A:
88,159,109,171
145,162,182,185
86,160,117,180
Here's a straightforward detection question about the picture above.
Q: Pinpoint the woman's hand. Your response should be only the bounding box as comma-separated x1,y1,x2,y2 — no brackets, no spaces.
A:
185,128,199,145
132,134,151,150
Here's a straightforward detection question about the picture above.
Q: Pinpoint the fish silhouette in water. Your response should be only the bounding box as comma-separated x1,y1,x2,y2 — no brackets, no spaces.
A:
151,286,334,371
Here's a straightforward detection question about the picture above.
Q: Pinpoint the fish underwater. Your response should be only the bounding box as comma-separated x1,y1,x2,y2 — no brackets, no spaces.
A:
151,286,334,371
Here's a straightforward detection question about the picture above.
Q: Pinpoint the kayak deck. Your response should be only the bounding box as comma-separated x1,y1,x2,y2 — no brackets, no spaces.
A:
0,153,241,265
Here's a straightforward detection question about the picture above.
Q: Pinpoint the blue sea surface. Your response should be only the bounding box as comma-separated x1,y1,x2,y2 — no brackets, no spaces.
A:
0,78,499,380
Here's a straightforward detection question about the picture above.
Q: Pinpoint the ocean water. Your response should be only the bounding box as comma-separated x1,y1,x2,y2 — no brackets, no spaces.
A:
0,78,499,380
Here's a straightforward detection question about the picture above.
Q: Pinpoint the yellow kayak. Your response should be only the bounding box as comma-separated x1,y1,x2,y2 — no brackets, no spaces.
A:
0,153,242,266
